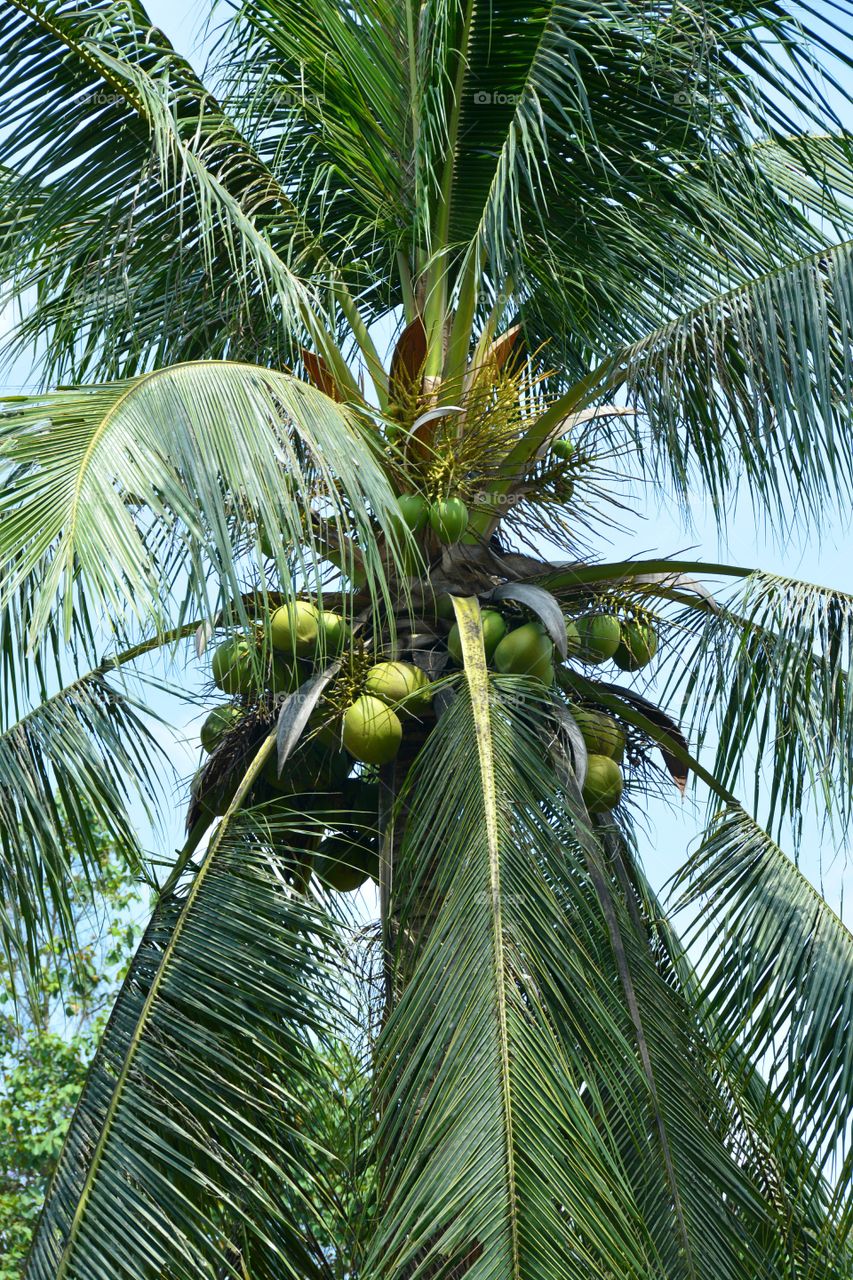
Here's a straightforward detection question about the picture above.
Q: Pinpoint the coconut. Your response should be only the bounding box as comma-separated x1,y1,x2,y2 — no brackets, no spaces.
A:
575,614,622,663
552,436,575,461
493,622,555,682
264,740,350,793
315,833,379,892
429,497,469,544
271,600,320,656
581,754,624,813
269,653,300,695
365,661,432,714
397,493,430,533
435,593,457,621
200,705,243,754
613,621,659,671
317,610,348,653
211,637,256,695
447,608,507,665
571,708,625,761
538,662,556,688
565,618,582,658
340,778,380,823
310,703,343,749
342,695,403,764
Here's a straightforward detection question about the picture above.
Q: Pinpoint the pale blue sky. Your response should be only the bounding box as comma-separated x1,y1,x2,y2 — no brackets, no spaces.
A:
5,0,853,919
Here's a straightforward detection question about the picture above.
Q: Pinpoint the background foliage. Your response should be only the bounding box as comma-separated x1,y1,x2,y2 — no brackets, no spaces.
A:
0,834,142,1278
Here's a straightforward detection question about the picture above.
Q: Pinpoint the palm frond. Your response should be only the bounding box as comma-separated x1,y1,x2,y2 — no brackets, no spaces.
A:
613,827,853,1277
450,2,853,367
594,234,853,528
541,559,853,850
0,0,377,388
660,570,853,844
370,654,653,1276
26,798,350,1280
0,363,412,655
366,599,800,1279
0,657,163,978
220,0,412,318
673,805,853,1172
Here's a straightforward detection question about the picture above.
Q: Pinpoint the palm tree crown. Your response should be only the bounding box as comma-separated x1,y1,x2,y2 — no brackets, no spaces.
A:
1,1,853,1276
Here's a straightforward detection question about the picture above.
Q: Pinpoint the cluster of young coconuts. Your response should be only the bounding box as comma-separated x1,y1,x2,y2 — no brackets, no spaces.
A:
390,431,579,546
195,585,659,890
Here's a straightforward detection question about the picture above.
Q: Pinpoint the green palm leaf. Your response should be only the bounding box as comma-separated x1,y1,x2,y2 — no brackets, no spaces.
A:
615,828,852,1278
0,0,381,388
370,607,653,1278
368,600,805,1279
603,237,853,527
26,796,348,1280
222,0,412,307
0,658,163,976
0,363,410,653
674,805,853,1167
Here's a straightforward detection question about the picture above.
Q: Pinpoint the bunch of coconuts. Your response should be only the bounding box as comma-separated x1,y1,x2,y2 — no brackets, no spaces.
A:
391,429,579,547
195,591,660,885
395,492,470,543
443,604,658,813
566,611,659,672
197,600,435,893
205,601,434,768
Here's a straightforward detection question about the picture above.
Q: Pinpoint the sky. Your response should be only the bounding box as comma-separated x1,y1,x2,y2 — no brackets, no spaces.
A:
4,0,853,923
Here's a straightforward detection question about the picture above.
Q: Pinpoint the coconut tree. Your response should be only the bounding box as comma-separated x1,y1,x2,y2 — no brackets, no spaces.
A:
3,0,853,1275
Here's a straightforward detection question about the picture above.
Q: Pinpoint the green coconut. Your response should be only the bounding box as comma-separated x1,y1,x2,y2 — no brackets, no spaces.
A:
211,637,256,695
271,600,320,656
552,436,575,461
264,740,350,793
435,593,457,621
340,778,380,822
429,497,469,544
447,608,507,665
317,610,348,654
315,834,379,892
575,614,622,663
342,695,403,764
269,653,300,695
310,704,343,749
565,618,582,658
397,493,430,533
581,754,624,814
200,705,243,754
365,661,432,714
493,622,555,682
571,708,625,761
613,621,659,671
